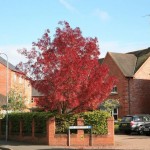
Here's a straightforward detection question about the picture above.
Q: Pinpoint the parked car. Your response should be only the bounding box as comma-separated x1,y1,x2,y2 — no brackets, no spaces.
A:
119,114,150,134
143,122,150,135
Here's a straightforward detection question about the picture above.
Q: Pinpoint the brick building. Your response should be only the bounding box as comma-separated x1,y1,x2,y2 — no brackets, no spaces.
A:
102,47,150,118
29,87,44,111
0,56,32,110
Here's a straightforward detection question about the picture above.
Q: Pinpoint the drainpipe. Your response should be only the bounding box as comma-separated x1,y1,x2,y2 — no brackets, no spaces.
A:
127,77,131,115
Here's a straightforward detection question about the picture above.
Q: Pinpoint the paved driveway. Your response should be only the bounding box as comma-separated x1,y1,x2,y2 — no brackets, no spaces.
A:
0,134,150,150
113,134,150,150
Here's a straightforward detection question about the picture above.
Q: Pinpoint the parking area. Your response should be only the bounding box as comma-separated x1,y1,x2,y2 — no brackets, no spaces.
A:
113,134,150,150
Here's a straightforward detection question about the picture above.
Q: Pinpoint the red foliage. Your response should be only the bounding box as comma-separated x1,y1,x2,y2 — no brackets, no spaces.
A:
17,21,116,114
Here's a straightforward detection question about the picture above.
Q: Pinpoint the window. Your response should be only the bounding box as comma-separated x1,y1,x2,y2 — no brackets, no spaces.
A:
111,108,118,121
31,98,34,103
111,85,118,94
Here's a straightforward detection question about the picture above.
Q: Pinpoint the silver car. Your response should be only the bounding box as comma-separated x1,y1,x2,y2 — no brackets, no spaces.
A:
119,114,150,134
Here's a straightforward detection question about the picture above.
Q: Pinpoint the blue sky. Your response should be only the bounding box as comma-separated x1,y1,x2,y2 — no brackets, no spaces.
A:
0,0,150,65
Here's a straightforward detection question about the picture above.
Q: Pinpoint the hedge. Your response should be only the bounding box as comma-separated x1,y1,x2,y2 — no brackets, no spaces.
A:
1,110,110,135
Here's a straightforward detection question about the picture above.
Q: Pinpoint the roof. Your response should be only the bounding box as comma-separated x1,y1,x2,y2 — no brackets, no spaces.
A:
109,52,137,77
107,47,150,77
0,56,19,72
98,58,104,64
128,47,150,72
32,87,44,97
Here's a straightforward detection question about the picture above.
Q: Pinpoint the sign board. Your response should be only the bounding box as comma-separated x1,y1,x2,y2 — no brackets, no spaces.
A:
69,126,92,129
68,125,92,146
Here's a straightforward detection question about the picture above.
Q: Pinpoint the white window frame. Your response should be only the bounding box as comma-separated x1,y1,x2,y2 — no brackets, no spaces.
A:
111,108,118,121
111,85,118,94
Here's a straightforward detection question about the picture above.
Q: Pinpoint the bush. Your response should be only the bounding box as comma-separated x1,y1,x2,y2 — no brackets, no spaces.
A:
80,110,110,135
34,112,54,136
55,110,110,135
55,114,78,134
3,112,54,135
1,110,111,135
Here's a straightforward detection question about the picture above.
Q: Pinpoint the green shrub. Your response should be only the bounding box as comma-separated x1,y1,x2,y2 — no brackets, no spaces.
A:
55,110,110,135
80,110,110,135
34,112,54,136
55,114,78,134
1,110,111,136
3,112,55,136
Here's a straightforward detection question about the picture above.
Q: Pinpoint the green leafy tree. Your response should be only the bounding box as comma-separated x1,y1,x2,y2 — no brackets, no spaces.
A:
100,99,120,114
7,88,26,112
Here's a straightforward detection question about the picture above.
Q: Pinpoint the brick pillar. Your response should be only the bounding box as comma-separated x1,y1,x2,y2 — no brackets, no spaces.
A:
32,119,35,140
107,117,114,145
19,121,23,139
77,118,85,146
107,117,114,135
47,117,55,145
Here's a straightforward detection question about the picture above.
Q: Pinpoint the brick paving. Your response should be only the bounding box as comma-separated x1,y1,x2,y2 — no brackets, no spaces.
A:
0,134,150,150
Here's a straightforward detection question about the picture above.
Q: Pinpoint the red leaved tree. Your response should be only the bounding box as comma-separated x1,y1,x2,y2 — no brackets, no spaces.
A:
17,21,116,114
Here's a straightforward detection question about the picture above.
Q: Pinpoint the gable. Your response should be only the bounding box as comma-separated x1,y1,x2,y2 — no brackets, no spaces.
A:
109,52,137,77
102,52,127,78
134,56,150,80
128,47,150,72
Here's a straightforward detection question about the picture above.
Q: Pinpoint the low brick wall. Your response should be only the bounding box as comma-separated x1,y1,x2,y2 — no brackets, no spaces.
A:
47,117,114,146
0,119,47,145
0,117,114,146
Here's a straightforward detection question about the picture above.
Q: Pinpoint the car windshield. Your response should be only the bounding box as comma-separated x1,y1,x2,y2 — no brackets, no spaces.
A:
121,116,132,122
133,116,142,122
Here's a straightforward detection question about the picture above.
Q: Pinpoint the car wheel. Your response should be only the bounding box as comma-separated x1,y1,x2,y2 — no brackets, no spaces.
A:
138,126,144,135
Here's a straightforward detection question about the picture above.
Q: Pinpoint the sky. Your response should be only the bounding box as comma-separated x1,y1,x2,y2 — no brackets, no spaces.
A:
0,0,150,65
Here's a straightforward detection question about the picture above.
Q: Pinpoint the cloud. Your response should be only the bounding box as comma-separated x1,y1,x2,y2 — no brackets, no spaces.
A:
93,8,110,22
0,45,31,66
59,0,78,13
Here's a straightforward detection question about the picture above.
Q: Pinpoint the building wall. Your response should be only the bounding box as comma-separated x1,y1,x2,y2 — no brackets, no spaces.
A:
131,56,150,114
130,79,150,115
102,53,130,117
0,63,11,96
29,96,39,109
10,71,32,109
0,63,32,109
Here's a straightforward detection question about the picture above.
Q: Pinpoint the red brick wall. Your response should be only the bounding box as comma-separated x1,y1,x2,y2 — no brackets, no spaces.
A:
130,79,150,114
0,117,114,146
47,117,114,146
0,63,11,96
102,53,130,117
0,63,32,108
